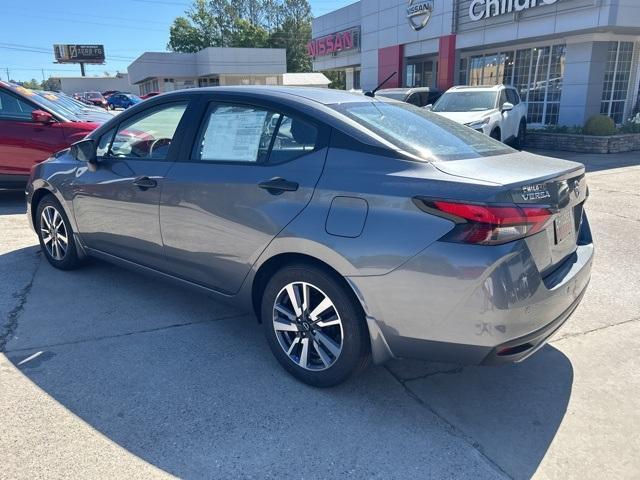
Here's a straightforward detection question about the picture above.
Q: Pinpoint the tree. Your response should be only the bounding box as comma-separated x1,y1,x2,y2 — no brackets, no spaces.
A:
323,70,345,90
21,79,41,90
41,77,61,91
166,0,313,72
268,0,312,72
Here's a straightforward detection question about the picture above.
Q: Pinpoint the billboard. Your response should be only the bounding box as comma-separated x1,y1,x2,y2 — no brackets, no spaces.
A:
53,44,105,64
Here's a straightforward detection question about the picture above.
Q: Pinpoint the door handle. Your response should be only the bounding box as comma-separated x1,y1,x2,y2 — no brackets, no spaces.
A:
133,176,158,189
258,177,299,195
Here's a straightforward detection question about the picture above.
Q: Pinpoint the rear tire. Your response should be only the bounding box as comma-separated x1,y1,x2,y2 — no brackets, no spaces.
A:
514,120,527,149
36,195,83,270
261,263,370,387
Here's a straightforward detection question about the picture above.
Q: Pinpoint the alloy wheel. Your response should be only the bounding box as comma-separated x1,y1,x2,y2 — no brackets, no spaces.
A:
272,281,344,371
40,205,68,261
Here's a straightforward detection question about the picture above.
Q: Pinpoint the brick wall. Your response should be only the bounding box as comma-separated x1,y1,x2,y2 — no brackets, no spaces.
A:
524,132,640,154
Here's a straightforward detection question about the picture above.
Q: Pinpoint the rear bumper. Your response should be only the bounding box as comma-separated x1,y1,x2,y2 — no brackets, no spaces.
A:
348,218,594,365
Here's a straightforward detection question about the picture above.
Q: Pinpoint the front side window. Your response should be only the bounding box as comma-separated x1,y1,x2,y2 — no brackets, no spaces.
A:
0,90,36,120
194,105,318,164
196,105,280,163
108,102,187,160
506,89,520,105
432,91,497,112
332,101,513,161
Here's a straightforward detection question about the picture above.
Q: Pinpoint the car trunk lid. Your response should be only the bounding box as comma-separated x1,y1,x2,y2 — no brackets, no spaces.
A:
432,151,588,273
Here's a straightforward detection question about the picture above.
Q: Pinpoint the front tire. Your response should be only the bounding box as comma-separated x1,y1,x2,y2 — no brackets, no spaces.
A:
261,263,369,387
36,195,82,270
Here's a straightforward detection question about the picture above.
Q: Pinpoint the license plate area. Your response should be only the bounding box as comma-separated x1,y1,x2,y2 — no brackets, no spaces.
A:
554,209,574,245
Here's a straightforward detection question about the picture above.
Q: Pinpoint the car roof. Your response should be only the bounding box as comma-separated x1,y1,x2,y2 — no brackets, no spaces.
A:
158,86,376,106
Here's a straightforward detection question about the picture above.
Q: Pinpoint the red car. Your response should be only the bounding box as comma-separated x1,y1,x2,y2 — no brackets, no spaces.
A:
140,91,160,100
0,82,104,186
83,91,109,109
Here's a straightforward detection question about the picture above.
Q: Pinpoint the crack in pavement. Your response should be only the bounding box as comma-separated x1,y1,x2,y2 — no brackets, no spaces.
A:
0,251,41,352
587,209,640,223
383,365,513,480
3,312,248,354
551,315,640,343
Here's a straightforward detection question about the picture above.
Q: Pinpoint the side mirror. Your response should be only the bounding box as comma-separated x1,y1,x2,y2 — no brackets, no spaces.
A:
31,110,55,124
424,104,433,111
501,102,514,113
70,139,97,163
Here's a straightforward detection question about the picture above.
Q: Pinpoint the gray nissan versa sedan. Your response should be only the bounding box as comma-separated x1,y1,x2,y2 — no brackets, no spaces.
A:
26,87,593,387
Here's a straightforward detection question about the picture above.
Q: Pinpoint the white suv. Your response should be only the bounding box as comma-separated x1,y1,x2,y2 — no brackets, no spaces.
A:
429,85,527,148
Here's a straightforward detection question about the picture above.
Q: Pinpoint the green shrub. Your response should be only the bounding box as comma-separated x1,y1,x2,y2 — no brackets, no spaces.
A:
583,115,616,136
619,121,640,134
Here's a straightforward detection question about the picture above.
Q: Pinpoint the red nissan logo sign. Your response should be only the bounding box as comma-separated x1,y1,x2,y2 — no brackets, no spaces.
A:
307,28,359,58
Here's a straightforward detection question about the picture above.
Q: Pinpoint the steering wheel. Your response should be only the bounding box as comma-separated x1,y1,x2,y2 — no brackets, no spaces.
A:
149,138,172,158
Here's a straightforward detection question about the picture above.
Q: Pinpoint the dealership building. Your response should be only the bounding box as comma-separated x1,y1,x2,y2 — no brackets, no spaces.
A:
311,0,640,126
127,47,330,95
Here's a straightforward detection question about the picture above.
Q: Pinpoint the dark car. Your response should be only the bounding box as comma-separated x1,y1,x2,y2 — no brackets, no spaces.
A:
26,87,592,387
376,87,442,107
0,82,104,186
83,91,108,109
108,93,142,110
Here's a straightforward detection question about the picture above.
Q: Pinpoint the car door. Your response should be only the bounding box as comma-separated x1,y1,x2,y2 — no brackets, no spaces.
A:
507,88,525,125
71,100,190,269
0,89,66,178
160,98,329,295
498,89,518,140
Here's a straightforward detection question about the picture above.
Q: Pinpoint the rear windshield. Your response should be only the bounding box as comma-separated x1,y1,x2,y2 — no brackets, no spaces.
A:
331,101,514,161
432,91,497,112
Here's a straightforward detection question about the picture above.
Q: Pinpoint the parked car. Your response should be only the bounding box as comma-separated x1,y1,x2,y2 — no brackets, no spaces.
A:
82,91,108,109
376,87,442,107
140,91,160,100
34,91,115,123
0,81,105,187
102,90,122,99
26,87,592,387
429,85,527,148
108,93,142,110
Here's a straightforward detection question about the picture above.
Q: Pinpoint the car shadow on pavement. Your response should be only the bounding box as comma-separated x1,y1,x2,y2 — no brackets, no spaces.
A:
0,189,26,215
2,246,574,479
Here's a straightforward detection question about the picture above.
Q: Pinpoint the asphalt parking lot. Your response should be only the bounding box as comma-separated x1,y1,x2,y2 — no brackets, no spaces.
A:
1,150,639,479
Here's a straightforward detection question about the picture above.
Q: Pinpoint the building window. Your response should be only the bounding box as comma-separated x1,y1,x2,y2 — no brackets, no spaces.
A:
404,59,436,88
353,69,361,90
601,41,634,124
458,58,467,85
460,44,565,125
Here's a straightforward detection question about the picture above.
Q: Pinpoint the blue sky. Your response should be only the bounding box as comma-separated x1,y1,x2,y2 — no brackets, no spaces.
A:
1,0,354,82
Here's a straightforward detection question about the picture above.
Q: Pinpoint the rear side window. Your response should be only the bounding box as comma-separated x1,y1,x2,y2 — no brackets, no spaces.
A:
0,90,36,121
194,104,317,164
506,89,520,105
108,102,188,160
270,115,317,164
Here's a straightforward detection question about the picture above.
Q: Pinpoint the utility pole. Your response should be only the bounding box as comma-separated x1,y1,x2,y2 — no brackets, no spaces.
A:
5,67,9,81
41,68,46,82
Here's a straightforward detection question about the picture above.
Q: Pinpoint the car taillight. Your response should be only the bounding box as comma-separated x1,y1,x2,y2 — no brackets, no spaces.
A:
414,198,553,245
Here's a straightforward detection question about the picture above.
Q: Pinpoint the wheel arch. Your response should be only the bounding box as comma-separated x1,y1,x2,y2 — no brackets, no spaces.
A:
251,252,363,323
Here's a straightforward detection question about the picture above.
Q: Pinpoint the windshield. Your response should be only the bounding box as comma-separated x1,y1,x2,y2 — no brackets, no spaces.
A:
331,101,513,161
86,92,103,99
432,91,497,112
376,92,407,101
9,87,82,120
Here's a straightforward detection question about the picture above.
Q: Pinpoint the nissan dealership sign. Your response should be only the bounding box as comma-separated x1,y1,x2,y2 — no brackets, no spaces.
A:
307,27,360,58
469,0,559,21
